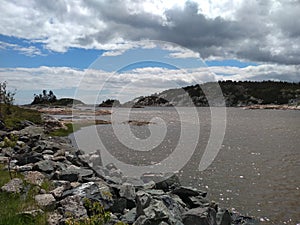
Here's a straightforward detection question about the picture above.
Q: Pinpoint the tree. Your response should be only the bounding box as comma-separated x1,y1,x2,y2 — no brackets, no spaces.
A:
0,81,15,105
0,81,16,115
31,90,57,105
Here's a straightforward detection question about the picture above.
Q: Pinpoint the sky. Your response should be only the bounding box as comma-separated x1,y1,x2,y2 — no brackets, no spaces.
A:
0,0,299,104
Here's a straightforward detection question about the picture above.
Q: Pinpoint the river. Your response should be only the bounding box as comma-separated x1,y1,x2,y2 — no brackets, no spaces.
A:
68,107,300,224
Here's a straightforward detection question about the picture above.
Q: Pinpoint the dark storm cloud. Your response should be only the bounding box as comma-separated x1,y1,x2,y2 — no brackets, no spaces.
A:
77,0,300,65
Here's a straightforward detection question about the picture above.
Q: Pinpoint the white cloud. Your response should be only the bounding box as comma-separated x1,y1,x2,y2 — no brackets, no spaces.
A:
0,41,44,56
1,64,299,104
0,0,299,64
169,51,200,59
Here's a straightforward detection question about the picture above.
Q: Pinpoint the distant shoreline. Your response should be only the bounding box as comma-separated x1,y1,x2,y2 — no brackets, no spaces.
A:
243,104,300,110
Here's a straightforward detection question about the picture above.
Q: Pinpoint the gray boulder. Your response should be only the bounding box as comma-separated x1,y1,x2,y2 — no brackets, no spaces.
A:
136,191,152,217
62,181,113,209
58,170,79,182
35,194,56,211
1,178,23,193
60,195,88,219
182,207,217,225
120,182,136,200
216,209,232,225
47,211,63,225
34,160,54,173
121,208,137,224
24,171,45,186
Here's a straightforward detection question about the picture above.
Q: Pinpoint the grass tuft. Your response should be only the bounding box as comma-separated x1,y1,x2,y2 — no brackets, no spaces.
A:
0,164,48,225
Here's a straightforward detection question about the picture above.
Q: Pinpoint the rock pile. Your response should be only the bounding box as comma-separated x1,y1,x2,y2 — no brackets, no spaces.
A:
0,124,257,225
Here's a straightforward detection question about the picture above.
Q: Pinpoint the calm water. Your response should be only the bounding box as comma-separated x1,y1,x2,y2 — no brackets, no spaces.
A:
69,107,300,224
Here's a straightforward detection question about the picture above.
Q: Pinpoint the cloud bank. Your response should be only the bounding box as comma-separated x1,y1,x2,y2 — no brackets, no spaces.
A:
2,65,299,104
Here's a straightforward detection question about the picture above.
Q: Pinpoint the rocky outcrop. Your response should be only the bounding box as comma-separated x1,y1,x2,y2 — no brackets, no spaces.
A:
0,124,258,224
123,81,300,107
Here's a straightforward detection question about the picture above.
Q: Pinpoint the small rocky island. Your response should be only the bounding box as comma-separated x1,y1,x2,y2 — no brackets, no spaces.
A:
0,114,257,224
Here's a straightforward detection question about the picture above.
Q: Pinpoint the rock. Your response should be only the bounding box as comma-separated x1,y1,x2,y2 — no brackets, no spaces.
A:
58,170,79,182
188,196,210,208
35,194,56,210
52,180,71,188
110,197,127,213
136,191,152,217
122,176,145,187
121,208,137,224
51,186,68,199
16,140,26,147
171,186,207,198
43,150,54,155
42,155,52,161
18,135,30,142
145,189,165,196
32,145,44,153
140,172,181,191
0,120,6,130
1,178,23,193
231,213,258,225
0,156,9,164
171,187,207,207
182,207,217,225
19,209,44,218
216,209,232,225
40,189,47,194
133,215,149,225
0,129,8,138
15,152,43,165
60,195,88,219
94,165,110,177
54,149,65,157
57,166,94,182
15,163,34,172
52,156,66,162
47,211,63,225
109,168,123,178
33,160,54,173
24,171,45,186
106,163,118,171
62,181,113,209
159,195,186,219
120,182,136,200
155,173,181,191
143,199,171,220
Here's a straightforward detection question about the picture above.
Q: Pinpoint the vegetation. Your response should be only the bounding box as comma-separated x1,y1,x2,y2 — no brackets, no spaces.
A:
0,104,42,130
54,98,84,106
0,134,18,179
66,198,127,225
31,90,57,105
31,90,84,106
49,120,111,137
99,99,121,107
49,123,80,137
0,165,48,225
0,81,16,116
130,80,300,107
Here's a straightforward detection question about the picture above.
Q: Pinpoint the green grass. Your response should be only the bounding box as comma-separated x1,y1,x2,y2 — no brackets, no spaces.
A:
0,104,42,130
48,123,81,137
49,120,111,137
0,164,48,225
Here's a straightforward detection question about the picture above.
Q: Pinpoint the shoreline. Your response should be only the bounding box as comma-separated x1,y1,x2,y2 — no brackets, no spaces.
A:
243,104,300,110
0,121,258,224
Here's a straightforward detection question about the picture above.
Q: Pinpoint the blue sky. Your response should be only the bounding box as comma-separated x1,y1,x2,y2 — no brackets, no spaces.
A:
0,34,256,70
0,0,299,104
